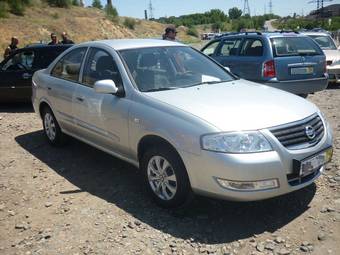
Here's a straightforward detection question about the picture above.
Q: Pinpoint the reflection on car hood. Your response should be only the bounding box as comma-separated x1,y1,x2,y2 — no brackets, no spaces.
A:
324,49,340,62
146,80,319,131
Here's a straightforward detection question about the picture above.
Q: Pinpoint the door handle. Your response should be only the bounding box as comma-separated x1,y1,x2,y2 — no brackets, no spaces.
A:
76,97,84,102
22,73,32,79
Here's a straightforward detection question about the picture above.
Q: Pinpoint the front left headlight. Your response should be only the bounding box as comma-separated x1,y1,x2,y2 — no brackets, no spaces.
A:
201,131,272,153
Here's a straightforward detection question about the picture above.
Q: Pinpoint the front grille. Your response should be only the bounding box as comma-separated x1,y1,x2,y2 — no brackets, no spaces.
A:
269,114,324,149
327,60,333,65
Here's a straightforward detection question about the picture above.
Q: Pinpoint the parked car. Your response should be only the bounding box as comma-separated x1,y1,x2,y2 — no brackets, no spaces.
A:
32,39,333,208
302,32,340,84
0,44,71,102
201,32,328,97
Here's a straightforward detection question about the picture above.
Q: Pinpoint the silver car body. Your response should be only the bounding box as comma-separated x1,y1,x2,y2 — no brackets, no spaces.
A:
32,39,333,201
303,32,340,83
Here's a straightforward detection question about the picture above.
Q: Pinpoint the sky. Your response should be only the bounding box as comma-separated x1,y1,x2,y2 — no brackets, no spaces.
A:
84,0,340,19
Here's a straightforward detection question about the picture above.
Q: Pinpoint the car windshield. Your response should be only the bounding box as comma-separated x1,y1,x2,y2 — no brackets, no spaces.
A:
119,46,234,92
271,37,323,57
307,35,337,50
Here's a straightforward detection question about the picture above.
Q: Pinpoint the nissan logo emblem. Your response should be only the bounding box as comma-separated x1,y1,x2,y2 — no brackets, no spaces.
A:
305,125,316,140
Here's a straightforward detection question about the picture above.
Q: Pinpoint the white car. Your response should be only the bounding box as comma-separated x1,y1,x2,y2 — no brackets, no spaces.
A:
303,32,340,84
32,39,333,208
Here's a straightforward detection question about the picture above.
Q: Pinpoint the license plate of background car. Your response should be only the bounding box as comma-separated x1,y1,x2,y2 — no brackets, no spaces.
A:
291,66,314,75
300,147,333,177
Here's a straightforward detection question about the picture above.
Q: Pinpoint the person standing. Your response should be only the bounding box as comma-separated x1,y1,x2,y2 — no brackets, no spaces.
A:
60,32,75,44
163,26,177,41
3,37,19,59
48,33,59,45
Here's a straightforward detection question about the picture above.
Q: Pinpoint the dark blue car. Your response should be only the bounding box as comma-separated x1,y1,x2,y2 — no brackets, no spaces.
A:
201,32,328,97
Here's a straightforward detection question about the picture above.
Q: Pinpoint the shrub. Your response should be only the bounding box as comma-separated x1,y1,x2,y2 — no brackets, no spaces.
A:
92,0,102,9
72,0,80,6
187,26,198,37
105,4,118,23
8,0,25,16
0,2,8,18
47,0,71,8
123,17,136,29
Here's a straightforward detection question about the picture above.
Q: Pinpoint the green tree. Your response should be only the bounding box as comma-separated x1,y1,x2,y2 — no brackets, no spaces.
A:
228,7,242,20
105,4,118,23
123,17,136,29
92,0,102,9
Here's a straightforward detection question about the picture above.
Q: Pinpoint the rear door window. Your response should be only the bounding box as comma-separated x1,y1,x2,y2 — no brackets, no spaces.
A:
51,47,87,82
271,37,322,57
240,39,263,56
217,38,242,56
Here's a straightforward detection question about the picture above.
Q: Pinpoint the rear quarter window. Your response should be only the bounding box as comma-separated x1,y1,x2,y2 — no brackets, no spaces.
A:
271,36,322,57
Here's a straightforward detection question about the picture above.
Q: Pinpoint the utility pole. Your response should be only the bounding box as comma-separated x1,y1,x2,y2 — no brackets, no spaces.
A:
243,0,251,16
148,0,154,19
269,0,273,14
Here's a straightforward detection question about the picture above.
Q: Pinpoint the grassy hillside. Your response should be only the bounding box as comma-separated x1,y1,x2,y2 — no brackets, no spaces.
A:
0,5,200,54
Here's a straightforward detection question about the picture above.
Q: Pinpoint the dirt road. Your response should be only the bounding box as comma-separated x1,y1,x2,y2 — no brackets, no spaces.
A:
0,87,340,255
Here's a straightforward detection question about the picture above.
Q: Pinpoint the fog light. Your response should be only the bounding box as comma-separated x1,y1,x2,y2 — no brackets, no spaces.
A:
216,178,279,191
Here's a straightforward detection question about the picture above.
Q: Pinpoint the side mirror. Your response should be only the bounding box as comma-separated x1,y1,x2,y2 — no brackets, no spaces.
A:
224,66,231,72
94,79,119,94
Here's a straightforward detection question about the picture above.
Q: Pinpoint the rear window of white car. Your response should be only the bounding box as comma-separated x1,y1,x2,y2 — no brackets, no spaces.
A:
271,37,322,57
308,35,337,50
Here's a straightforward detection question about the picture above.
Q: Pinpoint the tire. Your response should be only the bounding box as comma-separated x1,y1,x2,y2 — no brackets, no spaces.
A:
140,145,192,208
42,106,65,146
298,94,308,98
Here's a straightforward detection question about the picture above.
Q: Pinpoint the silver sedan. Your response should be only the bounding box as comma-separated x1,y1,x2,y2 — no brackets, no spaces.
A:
32,39,333,208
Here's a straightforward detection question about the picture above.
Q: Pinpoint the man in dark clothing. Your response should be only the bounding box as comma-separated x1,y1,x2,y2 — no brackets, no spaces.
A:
60,32,75,44
163,25,177,41
48,33,59,45
3,37,19,59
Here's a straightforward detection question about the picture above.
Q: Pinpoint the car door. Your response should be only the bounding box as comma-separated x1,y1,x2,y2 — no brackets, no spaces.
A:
236,38,265,82
48,47,87,133
212,37,243,75
0,49,36,102
201,40,221,57
74,47,131,157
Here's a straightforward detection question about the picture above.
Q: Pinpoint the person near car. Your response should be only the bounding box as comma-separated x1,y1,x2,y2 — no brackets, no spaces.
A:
60,32,75,44
3,37,19,59
48,33,59,45
163,26,177,41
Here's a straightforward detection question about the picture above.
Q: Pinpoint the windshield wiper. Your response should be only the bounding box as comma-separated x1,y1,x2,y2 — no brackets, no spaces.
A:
184,80,231,88
143,87,178,92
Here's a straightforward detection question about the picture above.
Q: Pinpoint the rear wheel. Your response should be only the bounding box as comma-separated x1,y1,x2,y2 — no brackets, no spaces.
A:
141,145,192,208
42,106,65,146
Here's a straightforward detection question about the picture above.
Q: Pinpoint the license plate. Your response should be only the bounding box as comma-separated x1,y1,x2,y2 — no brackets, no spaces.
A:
291,66,314,75
300,148,333,177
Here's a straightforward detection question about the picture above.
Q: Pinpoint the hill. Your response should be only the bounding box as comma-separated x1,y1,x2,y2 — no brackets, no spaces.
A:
0,5,199,55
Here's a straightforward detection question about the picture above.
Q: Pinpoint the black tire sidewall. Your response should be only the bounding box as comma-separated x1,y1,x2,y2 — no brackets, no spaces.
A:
141,145,192,208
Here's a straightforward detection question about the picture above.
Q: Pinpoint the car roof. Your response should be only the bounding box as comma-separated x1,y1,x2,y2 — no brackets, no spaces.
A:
301,32,331,36
215,31,309,40
24,44,72,50
77,39,186,51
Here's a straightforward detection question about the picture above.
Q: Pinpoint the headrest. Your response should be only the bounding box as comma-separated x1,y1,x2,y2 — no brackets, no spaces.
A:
139,53,158,68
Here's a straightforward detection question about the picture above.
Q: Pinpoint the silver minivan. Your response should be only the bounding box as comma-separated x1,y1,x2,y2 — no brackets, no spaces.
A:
32,39,333,208
201,32,328,97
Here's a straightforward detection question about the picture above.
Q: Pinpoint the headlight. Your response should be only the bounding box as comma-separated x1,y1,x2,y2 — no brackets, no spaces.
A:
201,131,272,153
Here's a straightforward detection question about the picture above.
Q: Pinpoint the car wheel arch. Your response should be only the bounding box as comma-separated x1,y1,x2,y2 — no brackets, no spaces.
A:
39,101,54,119
137,135,185,166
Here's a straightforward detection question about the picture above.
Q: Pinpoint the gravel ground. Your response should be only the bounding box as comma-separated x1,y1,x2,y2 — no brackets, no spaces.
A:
0,86,340,255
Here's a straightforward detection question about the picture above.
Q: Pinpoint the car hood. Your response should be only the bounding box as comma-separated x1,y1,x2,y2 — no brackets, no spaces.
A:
324,49,340,62
145,80,319,131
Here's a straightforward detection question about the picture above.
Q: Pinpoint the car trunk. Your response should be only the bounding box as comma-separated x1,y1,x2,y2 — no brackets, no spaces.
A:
270,36,325,81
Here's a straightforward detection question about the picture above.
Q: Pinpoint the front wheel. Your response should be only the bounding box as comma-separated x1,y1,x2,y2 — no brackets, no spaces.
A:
141,146,192,208
42,107,65,146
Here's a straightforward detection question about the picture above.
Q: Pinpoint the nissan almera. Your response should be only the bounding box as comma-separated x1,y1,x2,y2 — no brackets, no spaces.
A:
32,39,333,208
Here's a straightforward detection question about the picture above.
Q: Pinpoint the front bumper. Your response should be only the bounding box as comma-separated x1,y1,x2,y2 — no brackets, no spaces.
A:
180,122,333,202
327,65,340,83
263,76,328,94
